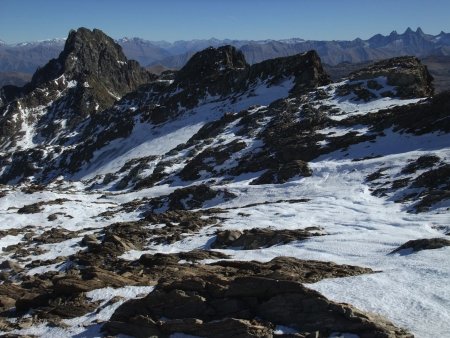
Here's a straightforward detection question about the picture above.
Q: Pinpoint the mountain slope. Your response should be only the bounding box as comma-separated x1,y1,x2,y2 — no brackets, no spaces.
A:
0,28,449,338
0,40,330,184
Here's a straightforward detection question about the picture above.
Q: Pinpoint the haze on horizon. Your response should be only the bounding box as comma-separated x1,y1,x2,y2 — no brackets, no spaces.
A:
1,0,449,44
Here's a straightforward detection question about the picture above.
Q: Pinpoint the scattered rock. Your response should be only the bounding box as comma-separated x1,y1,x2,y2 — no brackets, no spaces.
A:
80,234,99,247
32,228,78,244
211,227,324,250
0,260,22,272
391,238,450,254
17,198,70,214
0,295,16,310
147,184,236,211
251,160,312,185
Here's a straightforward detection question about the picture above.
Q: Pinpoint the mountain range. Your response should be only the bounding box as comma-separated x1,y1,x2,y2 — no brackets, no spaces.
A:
1,27,450,88
0,27,449,338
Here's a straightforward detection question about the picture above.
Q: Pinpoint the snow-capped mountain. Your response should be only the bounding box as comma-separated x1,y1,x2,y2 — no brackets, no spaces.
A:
2,27,450,75
0,28,449,338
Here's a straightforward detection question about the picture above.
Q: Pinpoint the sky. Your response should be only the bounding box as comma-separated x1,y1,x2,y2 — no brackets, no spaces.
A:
1,0,449,43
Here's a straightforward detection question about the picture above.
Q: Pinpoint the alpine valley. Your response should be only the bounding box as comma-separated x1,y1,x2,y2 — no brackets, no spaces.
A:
0,27,449,338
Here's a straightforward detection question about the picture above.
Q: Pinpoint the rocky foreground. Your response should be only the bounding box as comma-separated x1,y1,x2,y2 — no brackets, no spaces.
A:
0,28,449,337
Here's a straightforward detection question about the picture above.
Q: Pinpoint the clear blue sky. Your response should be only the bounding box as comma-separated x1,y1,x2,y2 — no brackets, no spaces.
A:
1,0,449,43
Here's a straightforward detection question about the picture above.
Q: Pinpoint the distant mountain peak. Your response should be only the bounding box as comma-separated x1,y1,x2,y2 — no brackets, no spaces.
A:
416,27,425,35
117,36,149,44
404,27,414,34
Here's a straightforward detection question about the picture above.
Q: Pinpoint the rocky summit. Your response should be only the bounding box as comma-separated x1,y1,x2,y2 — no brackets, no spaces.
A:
0,28,449,338
0,27,154,150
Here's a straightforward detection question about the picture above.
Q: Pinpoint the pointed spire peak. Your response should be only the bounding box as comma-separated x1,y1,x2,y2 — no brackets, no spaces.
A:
30,27,137,89
64,27,120,54
439,30,446,36
389,30,398,36
416,27,424,35
404,27,414,34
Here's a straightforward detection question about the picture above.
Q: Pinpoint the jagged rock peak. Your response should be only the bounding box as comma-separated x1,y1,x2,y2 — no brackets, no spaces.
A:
175,46,329,96
250,50,331,95
349,56,434,98
0,27,155,153
176,45,248,81
30,27,154,92
62,27,128,70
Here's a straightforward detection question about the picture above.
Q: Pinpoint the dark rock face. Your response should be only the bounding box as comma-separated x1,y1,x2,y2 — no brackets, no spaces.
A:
349,56,434,98
249,50,331,96
175,45,249,97
391,238,450,254
143,57,438,191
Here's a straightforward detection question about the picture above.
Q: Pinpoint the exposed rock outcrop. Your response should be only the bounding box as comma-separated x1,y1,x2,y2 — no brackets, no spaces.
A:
105,274,411,338
349,56,434,98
